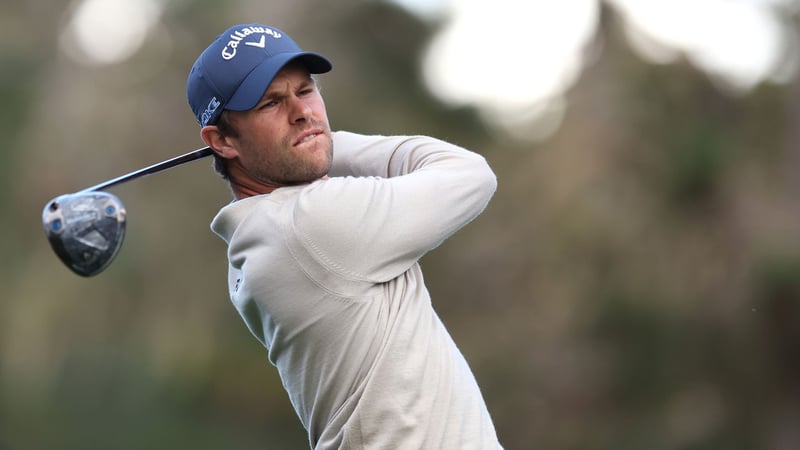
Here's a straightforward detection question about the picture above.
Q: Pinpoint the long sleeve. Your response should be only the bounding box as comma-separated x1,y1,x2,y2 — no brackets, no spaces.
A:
294,131,497,283
210,131,503,449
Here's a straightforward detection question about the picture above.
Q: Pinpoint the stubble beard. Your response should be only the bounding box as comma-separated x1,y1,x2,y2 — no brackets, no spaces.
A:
252,133,334,186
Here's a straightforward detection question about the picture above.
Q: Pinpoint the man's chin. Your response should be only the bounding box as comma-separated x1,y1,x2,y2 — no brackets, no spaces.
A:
283,169,331,186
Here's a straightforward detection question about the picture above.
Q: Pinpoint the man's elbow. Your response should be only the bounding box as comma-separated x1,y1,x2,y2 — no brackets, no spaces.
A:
476,158,498,202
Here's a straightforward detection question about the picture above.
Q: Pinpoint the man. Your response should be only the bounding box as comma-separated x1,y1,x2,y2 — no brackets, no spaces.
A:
187,23,502,449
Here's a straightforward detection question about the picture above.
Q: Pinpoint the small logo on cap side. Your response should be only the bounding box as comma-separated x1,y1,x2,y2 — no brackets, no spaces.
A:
201,97,221,126
221,26,282,60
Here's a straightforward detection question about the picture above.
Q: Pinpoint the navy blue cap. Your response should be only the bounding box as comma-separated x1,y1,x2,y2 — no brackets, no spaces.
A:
187,24,332,127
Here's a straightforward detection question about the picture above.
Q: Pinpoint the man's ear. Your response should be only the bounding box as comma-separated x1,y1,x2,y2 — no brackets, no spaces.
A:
201,126,239,159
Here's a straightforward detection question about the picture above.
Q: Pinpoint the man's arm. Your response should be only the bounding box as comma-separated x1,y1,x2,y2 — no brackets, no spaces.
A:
329,131,490,179
296,131,496,283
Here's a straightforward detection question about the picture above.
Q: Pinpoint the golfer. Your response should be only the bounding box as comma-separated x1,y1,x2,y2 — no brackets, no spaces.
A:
187,23,502,449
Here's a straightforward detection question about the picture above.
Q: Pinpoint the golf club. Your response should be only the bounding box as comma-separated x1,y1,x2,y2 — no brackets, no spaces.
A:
42,146,214,277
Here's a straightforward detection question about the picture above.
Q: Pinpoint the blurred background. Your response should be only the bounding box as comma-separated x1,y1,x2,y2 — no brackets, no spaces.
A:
2,0,800,448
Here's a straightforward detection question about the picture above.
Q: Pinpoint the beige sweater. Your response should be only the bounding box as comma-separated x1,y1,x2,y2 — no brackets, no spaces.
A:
211,131,501,449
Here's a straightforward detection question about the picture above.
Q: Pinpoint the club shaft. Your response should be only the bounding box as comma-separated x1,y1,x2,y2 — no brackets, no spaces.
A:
80,146,214,193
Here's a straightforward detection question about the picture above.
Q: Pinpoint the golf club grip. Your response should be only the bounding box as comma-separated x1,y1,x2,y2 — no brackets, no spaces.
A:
80,146,214,193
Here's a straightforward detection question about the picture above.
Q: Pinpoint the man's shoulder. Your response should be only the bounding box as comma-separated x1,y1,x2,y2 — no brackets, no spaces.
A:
210,190,300,241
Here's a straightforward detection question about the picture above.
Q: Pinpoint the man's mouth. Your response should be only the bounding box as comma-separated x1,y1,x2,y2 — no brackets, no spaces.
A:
296,131,321,146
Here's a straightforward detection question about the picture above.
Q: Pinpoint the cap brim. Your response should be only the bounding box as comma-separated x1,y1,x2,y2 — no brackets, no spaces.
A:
227,52,332,112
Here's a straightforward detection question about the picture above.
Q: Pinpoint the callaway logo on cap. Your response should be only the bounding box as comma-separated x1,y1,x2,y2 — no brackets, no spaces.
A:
187,23,332,127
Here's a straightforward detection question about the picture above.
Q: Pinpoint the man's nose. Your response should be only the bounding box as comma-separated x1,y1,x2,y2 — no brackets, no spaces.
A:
289,96,312,123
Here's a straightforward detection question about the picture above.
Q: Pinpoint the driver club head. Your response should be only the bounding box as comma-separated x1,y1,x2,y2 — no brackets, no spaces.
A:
42,191,127,277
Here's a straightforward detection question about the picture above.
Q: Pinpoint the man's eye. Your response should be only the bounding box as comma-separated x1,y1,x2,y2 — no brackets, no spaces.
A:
260,100,278,109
